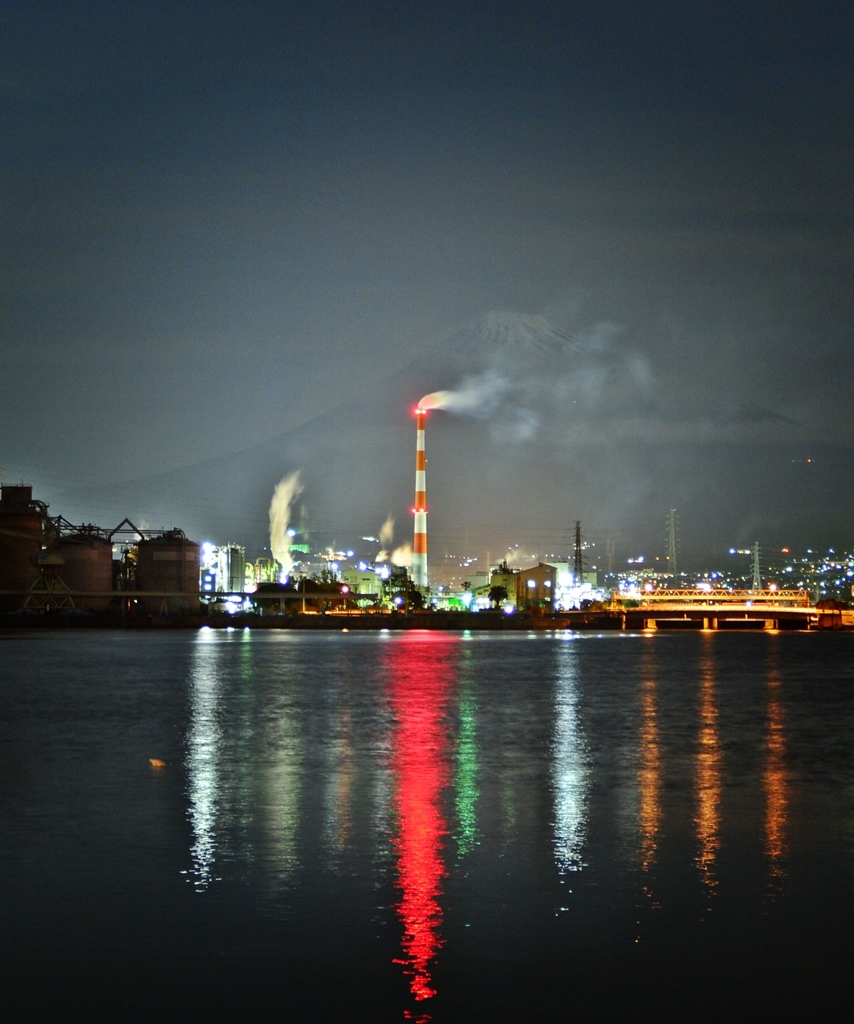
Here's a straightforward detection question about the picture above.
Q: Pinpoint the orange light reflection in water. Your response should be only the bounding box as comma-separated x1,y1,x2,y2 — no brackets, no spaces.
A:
638,645,662,881
387,633,458,1020
764,671,788,882
694,637,721,900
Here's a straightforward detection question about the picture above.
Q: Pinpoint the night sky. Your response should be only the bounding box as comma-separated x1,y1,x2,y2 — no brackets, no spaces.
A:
2,2,853,562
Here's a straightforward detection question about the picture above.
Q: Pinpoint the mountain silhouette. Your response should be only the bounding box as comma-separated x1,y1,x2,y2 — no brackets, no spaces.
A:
67,310,854,566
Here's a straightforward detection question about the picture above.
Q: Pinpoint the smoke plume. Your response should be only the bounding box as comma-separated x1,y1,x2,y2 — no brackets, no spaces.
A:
269,471,304,581
415,316,662,448
375,512,395,562
504,547,537,568
379,513,395,546
419,369,511,415
391,542,413,567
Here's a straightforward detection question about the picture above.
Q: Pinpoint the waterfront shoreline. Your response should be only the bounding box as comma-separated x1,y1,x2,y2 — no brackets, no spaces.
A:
1,610,849,631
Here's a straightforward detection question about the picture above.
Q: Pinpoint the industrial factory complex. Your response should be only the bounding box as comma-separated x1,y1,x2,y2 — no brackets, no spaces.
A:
1,403,852,630
1,469,851,632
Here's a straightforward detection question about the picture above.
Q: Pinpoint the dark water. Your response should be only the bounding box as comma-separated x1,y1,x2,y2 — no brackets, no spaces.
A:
2,628,854,1020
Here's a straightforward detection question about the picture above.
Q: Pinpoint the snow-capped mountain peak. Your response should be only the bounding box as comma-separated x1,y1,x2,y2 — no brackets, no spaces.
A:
449,311,580,356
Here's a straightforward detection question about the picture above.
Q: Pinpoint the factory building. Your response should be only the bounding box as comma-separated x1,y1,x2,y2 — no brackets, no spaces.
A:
250,557,277,584
200,542,247,595
491,565,521,598
340,566,382,597
0,485,48,610
465,572,491,593
515,561,601,610
516,562,559,610
1,484,203,615
468,561,599,611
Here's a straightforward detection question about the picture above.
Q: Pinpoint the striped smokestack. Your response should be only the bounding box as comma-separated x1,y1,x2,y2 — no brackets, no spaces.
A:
412,407,428,587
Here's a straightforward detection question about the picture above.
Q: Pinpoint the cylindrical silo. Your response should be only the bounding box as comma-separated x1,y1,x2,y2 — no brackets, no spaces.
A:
0,485,47,610
135,530,200,614
57,534,114,610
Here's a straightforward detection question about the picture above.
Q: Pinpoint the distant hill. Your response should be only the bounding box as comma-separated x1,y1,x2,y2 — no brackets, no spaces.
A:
67,310,854,565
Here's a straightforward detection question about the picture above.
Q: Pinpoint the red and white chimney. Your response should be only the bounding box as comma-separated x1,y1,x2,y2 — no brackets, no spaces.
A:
412,407,428,588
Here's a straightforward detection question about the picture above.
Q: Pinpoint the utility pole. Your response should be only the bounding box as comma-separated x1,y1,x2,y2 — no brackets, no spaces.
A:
573,521,584,586
751,542,762,591
666,509,678,579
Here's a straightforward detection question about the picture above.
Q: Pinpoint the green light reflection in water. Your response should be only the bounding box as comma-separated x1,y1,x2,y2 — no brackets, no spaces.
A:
454,648,480,857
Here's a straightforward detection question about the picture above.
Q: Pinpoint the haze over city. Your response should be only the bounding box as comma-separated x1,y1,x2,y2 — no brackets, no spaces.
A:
3,1,852,565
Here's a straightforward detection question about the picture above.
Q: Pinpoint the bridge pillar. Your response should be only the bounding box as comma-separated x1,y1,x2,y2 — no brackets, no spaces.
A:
702,617,718,630
644,618,657,630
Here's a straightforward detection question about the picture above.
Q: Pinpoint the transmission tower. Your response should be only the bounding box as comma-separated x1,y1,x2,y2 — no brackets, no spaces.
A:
666,509,678,579
751,542,762,591
573,521,584,585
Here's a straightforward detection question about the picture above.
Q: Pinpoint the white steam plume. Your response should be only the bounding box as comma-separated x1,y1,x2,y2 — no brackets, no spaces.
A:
376,512,395,563
504,547,536,568
419,368,511,415
491,407,540,443
391,543,413,567
379,513,395,546
269,471,304,581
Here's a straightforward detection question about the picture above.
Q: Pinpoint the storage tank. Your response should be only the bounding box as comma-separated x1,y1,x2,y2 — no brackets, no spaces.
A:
0,485,47,610
219,543,247,592
135,530,200,614
57,534,114,610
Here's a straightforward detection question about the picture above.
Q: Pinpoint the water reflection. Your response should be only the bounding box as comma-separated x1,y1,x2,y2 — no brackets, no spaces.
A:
638,641,662,882
262,690,303,883
387,633,458,1021
323,706,356,864
186,631,223,889
694,636,721,900
764,647,788,885
454,647,479,858
552,640,589,873
13,627,848,1006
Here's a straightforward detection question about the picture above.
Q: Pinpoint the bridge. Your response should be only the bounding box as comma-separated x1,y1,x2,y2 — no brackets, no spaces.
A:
616,589,846,631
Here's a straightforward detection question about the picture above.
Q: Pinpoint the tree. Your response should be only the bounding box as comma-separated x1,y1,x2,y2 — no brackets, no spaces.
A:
488,584,508,609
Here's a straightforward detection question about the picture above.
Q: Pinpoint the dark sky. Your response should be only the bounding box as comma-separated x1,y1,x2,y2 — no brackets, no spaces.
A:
2,1,853,557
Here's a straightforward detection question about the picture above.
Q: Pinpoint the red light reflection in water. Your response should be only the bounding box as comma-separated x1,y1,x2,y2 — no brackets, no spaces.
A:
387,632,458,1021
